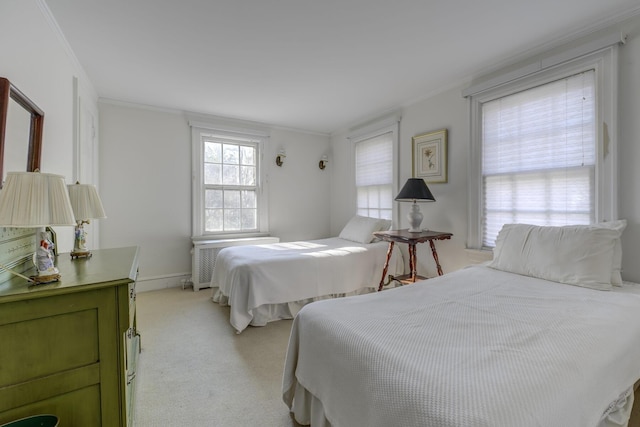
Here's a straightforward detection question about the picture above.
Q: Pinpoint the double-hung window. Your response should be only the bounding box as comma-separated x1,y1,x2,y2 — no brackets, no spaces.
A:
191,124,268,237
354,131,394,220
350,116,400,223
467,43,619,249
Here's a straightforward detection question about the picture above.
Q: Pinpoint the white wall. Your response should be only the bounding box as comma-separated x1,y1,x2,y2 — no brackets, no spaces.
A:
99,102,331,287
331,15,640,283
0,0,99,252
99,103,192,283
267,128,331,242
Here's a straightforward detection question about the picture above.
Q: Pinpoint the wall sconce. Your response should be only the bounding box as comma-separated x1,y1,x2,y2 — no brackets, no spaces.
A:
275,149,286,167
319,155,329,170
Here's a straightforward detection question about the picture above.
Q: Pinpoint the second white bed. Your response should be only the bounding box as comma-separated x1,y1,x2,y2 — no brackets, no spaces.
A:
211,237,403,333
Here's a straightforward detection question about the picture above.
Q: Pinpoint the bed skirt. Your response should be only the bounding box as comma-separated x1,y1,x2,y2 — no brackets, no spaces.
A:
212,287,376,330
286,381,636,427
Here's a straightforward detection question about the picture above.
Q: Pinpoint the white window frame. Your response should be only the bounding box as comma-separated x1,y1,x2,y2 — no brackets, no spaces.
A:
190,121,270,238
348,115,401,226
467,43,620,250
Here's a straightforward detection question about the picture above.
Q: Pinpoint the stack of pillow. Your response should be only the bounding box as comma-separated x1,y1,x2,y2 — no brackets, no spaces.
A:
488,220,627,290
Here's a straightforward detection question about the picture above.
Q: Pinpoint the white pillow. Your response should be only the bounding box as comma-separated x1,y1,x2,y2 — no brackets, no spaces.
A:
378,219,392,232
370,219,393,242
339,215,385,244
591,220,626,286
488,223,623,290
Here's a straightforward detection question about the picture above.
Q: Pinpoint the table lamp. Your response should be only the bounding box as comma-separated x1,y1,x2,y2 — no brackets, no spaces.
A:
0,171,76,283
395,178,435,232
67,181,107,259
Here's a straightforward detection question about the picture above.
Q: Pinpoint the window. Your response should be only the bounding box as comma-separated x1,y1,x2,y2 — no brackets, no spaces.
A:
191,123,268,237
355,132,393,220
482,70,596,246
467,44,619,249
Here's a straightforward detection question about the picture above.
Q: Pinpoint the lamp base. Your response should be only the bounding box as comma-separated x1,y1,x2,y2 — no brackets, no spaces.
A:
70,250,92,259
407,202,424,233
29,273,61,285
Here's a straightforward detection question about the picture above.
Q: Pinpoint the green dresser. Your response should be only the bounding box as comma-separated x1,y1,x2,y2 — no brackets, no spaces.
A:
0,247,140,427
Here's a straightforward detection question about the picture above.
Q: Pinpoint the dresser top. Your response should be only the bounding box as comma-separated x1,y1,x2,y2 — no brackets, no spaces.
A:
0,246,139,302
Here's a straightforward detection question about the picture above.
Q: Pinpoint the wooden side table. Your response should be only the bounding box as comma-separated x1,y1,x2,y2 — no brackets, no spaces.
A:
373,229,453,291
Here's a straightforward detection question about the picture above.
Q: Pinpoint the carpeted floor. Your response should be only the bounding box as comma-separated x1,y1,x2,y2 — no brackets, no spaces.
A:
134,286,302,426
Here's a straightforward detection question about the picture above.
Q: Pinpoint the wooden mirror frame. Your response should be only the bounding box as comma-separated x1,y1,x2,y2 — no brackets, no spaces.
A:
0,77,44,188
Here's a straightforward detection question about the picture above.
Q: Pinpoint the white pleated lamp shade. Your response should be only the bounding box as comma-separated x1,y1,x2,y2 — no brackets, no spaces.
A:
0,172,76,227
67,182,107,221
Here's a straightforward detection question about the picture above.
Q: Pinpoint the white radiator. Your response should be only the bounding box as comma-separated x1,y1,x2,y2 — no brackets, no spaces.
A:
191,236,279,291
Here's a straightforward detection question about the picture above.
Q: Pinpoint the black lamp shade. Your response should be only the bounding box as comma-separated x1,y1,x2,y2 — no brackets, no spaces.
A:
395,178,435,202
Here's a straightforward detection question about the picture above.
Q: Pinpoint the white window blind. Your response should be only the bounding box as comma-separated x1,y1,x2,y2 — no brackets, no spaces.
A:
481,70,596,246
355,132,393,219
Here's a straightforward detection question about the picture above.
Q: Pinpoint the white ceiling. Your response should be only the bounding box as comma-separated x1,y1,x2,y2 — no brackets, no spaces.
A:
44,0,640,135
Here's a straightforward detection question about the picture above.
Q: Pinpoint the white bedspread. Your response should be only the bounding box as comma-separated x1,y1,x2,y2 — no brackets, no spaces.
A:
211,237,402,333
283,265,640,427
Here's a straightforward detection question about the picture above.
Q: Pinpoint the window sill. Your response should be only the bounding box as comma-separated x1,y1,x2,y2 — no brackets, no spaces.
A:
464,248,493,265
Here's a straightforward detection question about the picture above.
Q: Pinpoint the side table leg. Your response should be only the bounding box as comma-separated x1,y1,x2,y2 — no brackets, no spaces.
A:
409,243,417,282
429,240,444,276
377,242,395,291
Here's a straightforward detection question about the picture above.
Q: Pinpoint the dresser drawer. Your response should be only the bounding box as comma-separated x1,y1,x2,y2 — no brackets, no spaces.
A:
0,309,99,389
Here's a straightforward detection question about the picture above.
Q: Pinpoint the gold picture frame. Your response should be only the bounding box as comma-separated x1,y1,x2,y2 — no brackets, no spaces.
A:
412,129,448,183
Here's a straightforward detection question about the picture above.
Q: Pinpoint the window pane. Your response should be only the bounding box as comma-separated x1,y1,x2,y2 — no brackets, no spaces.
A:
379,209,392,220
240,165,256,186
242,190,256,208
224,209,241,230
224,190,241,208
204,163,221,185
241,146,255,166
205,189,223,208
223,144,239,164
204,141,221,163
205,209,223,232
241,209,257,229
222,165,240,185
380,186,393,209
357,187,368,208
368,187,380,209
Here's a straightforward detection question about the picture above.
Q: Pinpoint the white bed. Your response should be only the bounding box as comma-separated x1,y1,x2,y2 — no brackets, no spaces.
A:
211,216,404,333
283,221,640,427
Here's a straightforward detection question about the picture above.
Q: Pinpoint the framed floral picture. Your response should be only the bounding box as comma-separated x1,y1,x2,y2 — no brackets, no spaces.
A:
412,129,448,183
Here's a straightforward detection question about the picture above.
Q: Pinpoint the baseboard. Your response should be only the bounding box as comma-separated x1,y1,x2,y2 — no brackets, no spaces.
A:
136,272,193,293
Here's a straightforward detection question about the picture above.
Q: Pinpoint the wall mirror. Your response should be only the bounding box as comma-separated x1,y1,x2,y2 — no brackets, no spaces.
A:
0,77,44,188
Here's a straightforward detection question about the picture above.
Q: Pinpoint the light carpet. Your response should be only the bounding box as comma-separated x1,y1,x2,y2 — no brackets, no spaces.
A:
134,286,302,426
